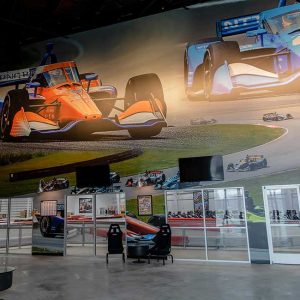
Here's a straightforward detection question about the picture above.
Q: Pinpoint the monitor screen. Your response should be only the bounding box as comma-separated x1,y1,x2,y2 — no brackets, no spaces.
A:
178,156,224,182
76,164,110,188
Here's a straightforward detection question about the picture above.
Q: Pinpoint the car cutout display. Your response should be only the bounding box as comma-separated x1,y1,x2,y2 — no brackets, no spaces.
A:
0,44,167,141
70,185,123,195
227,155,268,172
262,112,293,121
185,1,300,100
38,177,69,193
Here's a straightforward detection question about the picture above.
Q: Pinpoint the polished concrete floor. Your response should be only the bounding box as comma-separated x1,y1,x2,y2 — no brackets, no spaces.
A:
1,255,300,300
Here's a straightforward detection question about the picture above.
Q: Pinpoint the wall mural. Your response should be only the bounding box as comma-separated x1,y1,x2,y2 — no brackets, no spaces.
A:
0,0,300,228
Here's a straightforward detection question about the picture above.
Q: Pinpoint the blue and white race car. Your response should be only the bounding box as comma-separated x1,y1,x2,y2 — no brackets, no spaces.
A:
185,0,300,100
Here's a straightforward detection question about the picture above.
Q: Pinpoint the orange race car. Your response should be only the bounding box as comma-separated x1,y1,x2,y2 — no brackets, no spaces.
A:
0,44,167,141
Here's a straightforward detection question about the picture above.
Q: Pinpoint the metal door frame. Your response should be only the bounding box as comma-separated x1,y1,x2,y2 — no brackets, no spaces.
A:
165,187,250,263
263,184,300,264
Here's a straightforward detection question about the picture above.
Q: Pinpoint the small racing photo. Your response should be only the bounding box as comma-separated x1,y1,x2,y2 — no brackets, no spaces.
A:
79,198,93,214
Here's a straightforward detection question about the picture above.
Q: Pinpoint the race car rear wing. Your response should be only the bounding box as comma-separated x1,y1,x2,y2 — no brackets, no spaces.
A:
216,13,260,38
0,67,35,88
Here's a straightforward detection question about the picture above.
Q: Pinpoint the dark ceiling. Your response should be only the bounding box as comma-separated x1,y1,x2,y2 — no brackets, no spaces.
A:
0,0,213,70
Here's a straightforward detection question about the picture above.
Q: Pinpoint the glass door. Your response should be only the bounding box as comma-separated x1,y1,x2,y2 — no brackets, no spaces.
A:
66,195,95,256
263,185,300,264
166,187,250,262
9,197,33,254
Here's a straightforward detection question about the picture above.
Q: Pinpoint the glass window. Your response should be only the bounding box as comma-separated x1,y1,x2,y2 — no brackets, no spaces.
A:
267,10,300,34
43,68,67,87
65,67,80,83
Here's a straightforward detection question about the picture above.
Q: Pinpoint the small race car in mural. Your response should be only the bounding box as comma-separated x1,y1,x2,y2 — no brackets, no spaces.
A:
0,44,167,141
110,172,121,183
190,118,217,125
185,0,300,100
262,112,293,121
144,170,166,184
154,172,180,190
38,177,69,193
125,170,166,187
227,155,268,172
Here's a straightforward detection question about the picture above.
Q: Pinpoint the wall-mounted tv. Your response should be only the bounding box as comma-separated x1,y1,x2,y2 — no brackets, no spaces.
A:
76,164,110,188
178,155,224,182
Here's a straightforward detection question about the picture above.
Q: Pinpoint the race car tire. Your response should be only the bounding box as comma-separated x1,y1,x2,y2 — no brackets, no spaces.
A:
185,50,205,101
0,89,29,141
203,41,241,101
262,159,267,168
40,216,52,237
185,38,221,101
128,126,162,139
188,64,205,101
125,73,167,117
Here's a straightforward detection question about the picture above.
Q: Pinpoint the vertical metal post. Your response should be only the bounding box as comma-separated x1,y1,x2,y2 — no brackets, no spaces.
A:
203,189,208,261
93,194,96,256
82,222,85,246
6,198,11,255
18,227,22,249
64,195,67,256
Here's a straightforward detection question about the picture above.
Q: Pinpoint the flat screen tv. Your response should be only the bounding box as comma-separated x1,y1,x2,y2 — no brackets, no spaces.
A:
178,155,224,182
76,164,110,188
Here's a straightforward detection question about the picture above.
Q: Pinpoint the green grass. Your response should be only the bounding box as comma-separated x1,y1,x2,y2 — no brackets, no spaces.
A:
247,212,266,222
109,125,285,176
179,124,284,153
126,194,165,222
0,152,46,166
0,124,285,197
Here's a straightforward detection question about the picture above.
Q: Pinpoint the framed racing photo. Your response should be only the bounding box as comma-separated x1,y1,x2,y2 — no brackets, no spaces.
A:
79,197,93,214
137,195,153,216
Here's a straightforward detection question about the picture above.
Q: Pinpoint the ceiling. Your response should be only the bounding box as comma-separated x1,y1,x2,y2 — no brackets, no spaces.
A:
0,0,215,43
0,0,215,70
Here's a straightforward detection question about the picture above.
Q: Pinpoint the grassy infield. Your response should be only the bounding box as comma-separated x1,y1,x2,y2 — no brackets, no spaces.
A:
1,124,295,220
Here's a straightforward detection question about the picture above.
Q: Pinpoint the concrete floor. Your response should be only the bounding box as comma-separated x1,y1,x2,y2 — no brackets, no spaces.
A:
1,255,300,300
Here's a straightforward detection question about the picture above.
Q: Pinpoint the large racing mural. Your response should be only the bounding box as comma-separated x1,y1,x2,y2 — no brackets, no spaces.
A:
0,0,300,225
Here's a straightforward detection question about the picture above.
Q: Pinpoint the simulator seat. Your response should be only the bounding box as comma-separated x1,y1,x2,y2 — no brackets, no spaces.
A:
148,224,174,265
106,224,125,264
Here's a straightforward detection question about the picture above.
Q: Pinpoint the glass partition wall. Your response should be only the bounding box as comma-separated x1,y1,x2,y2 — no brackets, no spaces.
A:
0,197,33,254
0,198,9,254
166,188,250,262
66,193,126,257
